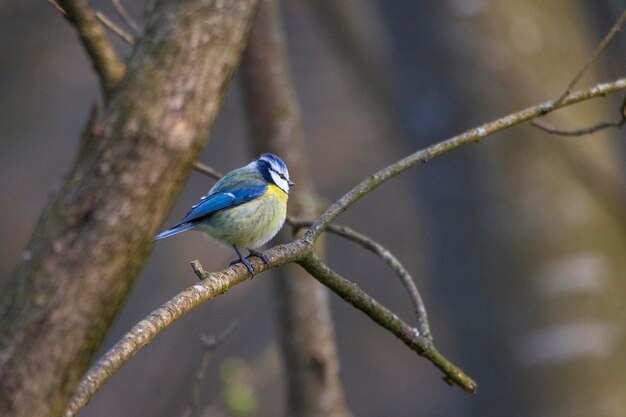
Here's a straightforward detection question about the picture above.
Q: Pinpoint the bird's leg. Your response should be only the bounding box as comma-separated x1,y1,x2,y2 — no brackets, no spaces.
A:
229,245,254,274
247,249,270,266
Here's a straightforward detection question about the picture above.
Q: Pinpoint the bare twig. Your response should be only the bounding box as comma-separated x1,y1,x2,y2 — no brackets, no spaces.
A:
95,11,134,44
297,253,475,391
52,0,136,45
554,7,626,106
292,220,430,337
47,0,66,15
532,94,626,136
57,0,125,96
182,322,238,417
64,77,626,416
111,0,141,35
531,119,624,136
193,161,223,181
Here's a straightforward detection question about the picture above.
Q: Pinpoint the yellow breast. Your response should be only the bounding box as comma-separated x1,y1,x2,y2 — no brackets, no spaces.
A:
267,183,288,203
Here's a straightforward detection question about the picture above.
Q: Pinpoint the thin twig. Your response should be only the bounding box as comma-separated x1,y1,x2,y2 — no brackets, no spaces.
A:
531,119,624,136
292,220,430,337
64,77,626,416
47,0,66,15
95,11,135,44
51,0,136,45
297,252,476,392
57,0,125,96
532,94,626,136
303,77,626,243
111,0,141,34
182,322,238,417
554,7,626,106
193,161,223,181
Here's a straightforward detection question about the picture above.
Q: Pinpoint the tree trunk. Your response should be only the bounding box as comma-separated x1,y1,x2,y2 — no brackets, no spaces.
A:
0,1,258,416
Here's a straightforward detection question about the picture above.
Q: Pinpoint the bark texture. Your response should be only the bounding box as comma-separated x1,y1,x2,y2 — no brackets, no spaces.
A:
0,1,258,416
241,1,352,416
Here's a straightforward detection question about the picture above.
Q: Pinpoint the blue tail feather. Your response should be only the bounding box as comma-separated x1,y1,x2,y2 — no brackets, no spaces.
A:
154,223,194,240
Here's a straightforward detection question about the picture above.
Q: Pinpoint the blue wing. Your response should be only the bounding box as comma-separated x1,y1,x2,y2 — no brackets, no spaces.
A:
154,185,267,240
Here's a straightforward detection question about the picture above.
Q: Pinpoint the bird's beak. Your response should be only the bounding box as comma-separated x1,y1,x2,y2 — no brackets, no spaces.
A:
288,180,295,186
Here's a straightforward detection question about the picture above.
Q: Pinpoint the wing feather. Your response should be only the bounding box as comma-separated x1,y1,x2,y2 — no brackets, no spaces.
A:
175,185,267,226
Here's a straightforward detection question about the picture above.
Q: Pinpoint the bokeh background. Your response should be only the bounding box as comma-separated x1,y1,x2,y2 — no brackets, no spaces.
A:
1,1,625,416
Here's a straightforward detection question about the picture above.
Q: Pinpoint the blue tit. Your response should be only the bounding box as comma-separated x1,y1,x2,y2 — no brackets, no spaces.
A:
155,153,294,274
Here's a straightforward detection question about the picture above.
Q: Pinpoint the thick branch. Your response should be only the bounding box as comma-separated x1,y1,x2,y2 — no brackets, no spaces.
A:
304,77,626,242
57,0,126,96
63,241,309,417
297,253,476,392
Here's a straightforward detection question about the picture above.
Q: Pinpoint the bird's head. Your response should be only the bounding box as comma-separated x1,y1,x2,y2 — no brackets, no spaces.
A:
255,153,294,194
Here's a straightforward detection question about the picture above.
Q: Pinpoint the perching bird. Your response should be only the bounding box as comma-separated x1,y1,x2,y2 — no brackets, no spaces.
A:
155,153,293,274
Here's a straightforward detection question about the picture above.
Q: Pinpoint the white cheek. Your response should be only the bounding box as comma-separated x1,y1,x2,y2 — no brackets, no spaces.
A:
271,171,289,193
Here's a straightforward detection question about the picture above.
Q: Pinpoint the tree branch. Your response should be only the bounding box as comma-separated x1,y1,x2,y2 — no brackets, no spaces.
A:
292,220,430,337
531,93,626,136
554,7,626,105
111,0,141,35
182,322,238,417
64,76,626,415
63,241,309,417
303,76,626,242
57,0,126,96
95,11,134,44
297,252,476,392
193,161,223,181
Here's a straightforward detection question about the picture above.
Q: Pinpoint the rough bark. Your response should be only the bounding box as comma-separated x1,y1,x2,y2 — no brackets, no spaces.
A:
0,1,258,416
240,1,352,416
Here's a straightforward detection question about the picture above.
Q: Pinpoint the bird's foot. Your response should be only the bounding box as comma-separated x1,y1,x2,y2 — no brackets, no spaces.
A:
247,249,270,266
229,257,254,275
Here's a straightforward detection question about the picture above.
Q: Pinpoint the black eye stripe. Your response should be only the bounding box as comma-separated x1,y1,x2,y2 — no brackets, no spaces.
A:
270,168,287,181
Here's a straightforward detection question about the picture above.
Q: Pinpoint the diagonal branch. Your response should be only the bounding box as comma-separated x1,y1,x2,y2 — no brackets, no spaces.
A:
554,7,626,106
95,11,135,44
63,241,309,417
193,161,223,181
57,0,126,96
111,0,141,35
303,76,626,242
297,253,475,391
182,322,238,417
292,220,430,337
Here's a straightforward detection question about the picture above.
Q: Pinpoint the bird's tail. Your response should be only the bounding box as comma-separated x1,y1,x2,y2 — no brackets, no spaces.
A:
154,223,193,240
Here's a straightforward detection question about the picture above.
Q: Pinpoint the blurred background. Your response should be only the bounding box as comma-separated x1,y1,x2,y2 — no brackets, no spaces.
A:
1,1,625,416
